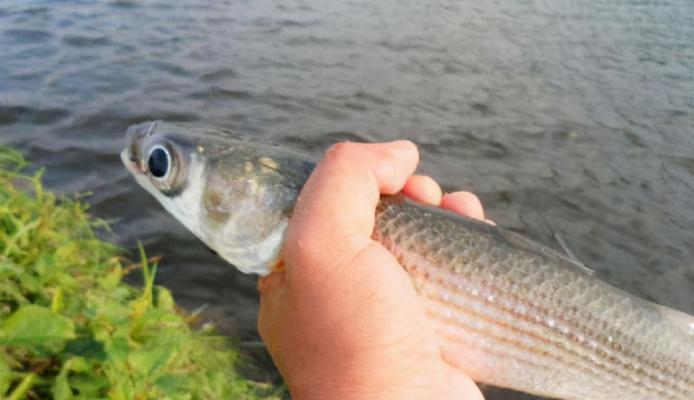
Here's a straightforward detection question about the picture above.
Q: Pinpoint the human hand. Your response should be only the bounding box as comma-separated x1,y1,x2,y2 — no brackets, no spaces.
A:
257,141,486,400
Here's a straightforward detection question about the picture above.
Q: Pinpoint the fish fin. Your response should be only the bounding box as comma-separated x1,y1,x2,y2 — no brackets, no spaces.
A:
498,229,595,276
656,305,694,337
552,231,592,273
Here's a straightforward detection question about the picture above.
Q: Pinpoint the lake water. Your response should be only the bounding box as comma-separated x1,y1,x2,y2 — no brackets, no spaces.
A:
1,0,693,398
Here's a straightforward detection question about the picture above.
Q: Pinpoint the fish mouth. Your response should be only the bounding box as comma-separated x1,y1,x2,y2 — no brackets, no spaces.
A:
122,120,161,176
120,149,144,175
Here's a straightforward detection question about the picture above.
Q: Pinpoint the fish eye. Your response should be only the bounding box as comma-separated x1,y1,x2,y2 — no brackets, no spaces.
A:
147,145,171,179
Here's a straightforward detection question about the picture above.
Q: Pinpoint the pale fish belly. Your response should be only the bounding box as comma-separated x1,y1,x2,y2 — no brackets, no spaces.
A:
373,196,694,400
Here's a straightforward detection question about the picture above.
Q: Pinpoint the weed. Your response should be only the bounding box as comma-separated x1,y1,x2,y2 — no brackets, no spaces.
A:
0,147,279,399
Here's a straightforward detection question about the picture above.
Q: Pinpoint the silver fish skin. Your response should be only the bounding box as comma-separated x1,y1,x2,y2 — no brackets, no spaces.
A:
122,121,694,400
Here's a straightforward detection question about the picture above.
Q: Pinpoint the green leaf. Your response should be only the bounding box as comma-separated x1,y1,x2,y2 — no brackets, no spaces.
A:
0,146,27,171
0,356,12,395
52,357,90,400
104,336,130,372
0,305,75,347
69,373,109,400
127,342,175,378
8,373,36,400
155,286,175,312
64,337,107,362
53,370,73,400
154,374,183,397
99,265,122,290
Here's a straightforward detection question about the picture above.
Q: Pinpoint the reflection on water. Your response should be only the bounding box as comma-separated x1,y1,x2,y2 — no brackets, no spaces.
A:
1,0,693,398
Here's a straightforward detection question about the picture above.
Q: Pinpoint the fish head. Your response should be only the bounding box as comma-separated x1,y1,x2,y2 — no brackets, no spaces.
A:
121,121,314,275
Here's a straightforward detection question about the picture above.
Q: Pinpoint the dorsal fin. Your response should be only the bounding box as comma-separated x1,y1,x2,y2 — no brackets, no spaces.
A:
498,229,595,276
553,232,581,263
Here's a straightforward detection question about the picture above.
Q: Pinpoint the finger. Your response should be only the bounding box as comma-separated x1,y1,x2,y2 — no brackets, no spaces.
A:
402,175,442,206
440,191,485,221
257,270,288,364
285,141,419,272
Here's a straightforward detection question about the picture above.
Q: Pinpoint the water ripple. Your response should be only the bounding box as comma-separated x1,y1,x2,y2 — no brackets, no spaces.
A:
1,1,693,397
3,28,52,43
0,105,69,125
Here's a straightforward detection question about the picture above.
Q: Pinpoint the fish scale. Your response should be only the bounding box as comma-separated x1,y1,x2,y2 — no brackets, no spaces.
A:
374,195,694,400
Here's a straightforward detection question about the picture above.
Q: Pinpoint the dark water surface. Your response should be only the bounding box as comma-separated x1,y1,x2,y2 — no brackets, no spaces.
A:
1,0,693,398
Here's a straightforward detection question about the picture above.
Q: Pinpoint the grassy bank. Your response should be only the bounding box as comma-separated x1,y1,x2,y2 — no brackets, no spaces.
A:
0,147,279,399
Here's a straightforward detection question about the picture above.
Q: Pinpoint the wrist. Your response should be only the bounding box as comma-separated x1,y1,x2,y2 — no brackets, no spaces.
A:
285,360,480,400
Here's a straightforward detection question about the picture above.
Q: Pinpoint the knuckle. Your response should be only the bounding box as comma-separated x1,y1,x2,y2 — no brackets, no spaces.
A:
324,141,358,163
283,235,319,265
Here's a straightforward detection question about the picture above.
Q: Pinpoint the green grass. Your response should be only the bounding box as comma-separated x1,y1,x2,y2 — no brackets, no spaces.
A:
0,147,280,399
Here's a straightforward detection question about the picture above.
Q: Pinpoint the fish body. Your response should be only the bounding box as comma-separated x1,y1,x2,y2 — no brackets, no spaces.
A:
122,121,694,400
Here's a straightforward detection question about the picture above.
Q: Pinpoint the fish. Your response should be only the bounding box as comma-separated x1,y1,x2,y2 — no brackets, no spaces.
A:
122,121,694,400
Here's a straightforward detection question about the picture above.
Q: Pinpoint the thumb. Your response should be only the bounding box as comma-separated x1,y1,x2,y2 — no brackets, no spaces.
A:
284,141,418,276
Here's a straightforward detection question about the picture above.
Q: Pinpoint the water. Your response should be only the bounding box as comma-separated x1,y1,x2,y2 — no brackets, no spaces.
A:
1,0,693,398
